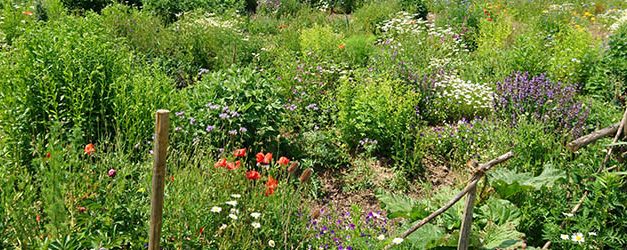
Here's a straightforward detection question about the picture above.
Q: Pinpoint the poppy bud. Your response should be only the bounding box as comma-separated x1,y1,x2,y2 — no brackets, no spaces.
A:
287,162,299,174
299,168,313,183
108,168,117,178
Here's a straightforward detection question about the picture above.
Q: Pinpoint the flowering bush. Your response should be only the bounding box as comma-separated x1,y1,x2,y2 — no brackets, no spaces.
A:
419,71,494,122
495,72,590,137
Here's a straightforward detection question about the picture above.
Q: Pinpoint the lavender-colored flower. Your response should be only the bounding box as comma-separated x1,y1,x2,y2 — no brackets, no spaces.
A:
306,103,319,111
228,130,238,135
219,113,230,119
189,117,196,125
285,104,297,111
206,125,215,132
175,111,185,117
230,111,240,117
239,127,248,133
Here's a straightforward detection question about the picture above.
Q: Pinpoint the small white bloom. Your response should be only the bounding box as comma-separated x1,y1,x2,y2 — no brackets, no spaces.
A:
229,214,238,220
230,208,239,214
251,222,261,229
377,234,386,241
560,234,569,240
268,240,275,247
251,212,261,219
588,232,597,236
211,206,222,213
571,232,585,243
562,212,574,217
392,238,404,245
231,194,241,198
225,200,238,207
219,224,227,230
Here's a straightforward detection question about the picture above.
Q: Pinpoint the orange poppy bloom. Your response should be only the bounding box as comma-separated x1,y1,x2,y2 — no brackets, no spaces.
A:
338,44,345,49
214,158,228,168
22,11,33,16
246,170,261,180
84,143,95,156
278,156,290,166
234,148,247,157
265,176,278,196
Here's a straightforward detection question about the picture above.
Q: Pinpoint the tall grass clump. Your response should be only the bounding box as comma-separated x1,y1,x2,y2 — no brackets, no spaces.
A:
0,14,178,166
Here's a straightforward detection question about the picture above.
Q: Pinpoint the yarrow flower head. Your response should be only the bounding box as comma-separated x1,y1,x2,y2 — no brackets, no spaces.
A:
251,222,261,229
251,212,261,219
392,238,404,245
211,206,222,213
560,234,569,240
229,214,238,220
377,234,386,241
225,200,238,207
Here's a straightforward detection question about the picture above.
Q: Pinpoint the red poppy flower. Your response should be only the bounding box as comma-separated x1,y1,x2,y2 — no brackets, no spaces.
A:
265,187,276,196
246,170,261,180
234,148,247,157
256,152,264,163
338,44,345,49
22,11,33,16
199,227,205,236
36,214,41,223
170,175,175,182
256,152,272,165
45,152,51,158
278,156,290,166
214,158,228,168
84,143,95,156
226,160,241,170
487,17,493,22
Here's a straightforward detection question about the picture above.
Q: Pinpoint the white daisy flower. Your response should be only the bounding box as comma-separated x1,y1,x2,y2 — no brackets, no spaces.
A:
560,234,569,240
588,232,597,236
251,222,261,229
377,234,386,241
571,232,585,243
228,214,238,220
225,200,238,207
230,194,241,198
219,224,227,230
250,212,261,219
210,206,222,213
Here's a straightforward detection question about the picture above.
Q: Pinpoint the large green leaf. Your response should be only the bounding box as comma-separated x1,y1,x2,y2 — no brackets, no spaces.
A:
477,199,522,227
405,223,448,249
480,221,525,249
376,192,429,221
490,165,565,198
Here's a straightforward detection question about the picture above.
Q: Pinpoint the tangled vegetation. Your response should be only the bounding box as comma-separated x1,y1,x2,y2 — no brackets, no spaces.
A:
1,0,626,249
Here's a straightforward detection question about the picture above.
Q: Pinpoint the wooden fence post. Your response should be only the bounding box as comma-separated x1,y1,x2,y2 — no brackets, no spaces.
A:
457,184,477,250
149,110,170,250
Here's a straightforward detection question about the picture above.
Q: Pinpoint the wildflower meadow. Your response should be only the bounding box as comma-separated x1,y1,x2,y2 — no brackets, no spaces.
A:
1,0,627,249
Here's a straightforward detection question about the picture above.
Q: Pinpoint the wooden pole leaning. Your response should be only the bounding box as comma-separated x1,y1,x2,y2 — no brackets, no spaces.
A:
148,110,170,250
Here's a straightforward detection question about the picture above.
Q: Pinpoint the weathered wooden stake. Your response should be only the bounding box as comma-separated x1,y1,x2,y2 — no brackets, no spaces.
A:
149,110,170,250
457,184,477,250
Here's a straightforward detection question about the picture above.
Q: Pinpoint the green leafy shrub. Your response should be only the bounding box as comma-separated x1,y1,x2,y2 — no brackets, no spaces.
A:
170,67,285,152
143,0,245,22
399,0,427,19
336,71,420,154
351,0,400,34
341,34,376,67
299,24,343,62
585,23,627,101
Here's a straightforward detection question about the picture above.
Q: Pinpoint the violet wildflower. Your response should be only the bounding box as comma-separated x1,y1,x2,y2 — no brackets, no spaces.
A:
239,127,248,133
206,125,215,132
219,113,230,119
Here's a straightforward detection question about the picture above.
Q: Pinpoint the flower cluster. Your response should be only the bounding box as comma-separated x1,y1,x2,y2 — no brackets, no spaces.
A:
560,231,596,244
494,72,589,137
305,208,396,249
